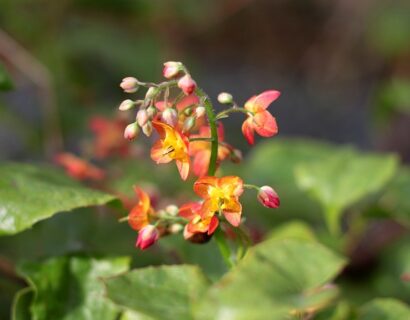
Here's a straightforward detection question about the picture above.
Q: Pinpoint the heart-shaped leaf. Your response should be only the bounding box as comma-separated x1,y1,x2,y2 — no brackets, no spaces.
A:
104,265,210,320
16,256,130,320
0,162,115,235
295,149,398,234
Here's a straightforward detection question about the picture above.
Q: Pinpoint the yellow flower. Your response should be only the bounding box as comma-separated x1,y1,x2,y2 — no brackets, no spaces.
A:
150,120,190,180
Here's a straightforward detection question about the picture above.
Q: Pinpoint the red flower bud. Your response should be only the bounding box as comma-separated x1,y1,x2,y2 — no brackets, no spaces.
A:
178,75,197,95
136,109,149,127
163,61,183,79
120,77,139,93
257,186,280,208
124,122,139,140
136,225,159,250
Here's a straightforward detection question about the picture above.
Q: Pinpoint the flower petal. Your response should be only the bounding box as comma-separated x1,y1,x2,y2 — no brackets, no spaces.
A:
241,118,255,145
176,158,190,180
224,211,241,227
219,176,244,197
193,176,218,198
133,186,151,213
207,216,219,235
248,90,280,111
192,150,210,177
179,202,201,220
150,140,173,164
253,111,278,137
128,204,149,231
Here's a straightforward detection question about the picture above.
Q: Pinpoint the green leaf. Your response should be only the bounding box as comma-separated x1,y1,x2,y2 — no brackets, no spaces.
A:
0,162,115,235
379,168,410,225
196,239,346,320
17,256,130,320
295,149,398,234
104,265,210,320
12,288,33,320
0,63,13,91
359,298,410,320
267,221,317,242
242,139,336,225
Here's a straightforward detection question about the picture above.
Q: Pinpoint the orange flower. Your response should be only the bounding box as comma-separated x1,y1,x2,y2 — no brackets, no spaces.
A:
179,202,219,239
55,153,105,181
89,116,129,158
242,90,280,145
193,176,243,227
128,187,154,231
151,121,190,180
189,124,231,177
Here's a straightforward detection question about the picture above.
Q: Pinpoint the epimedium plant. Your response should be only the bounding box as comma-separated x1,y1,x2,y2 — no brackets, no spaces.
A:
1,60,410,320
115,61,281,257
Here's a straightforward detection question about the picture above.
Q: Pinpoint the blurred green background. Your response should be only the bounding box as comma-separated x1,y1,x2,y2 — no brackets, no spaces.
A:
0,0,410,319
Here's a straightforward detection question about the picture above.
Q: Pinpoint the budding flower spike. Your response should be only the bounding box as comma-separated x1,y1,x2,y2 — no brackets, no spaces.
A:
116,61,282,264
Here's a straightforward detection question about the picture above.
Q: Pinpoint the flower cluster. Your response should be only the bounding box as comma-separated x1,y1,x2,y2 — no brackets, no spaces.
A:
118,61,281,250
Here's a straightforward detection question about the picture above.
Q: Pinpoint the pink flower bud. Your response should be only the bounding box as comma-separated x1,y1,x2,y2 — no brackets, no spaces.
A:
257,186,280,208
217,92,233,104
136,109,149,127
162,108,178,127
195,106,206,118
118,99,135,111
163,61,183,79
142,122,153,137
136,225,159,250
124,122,139,140
178,75,197,95
120,77,139,93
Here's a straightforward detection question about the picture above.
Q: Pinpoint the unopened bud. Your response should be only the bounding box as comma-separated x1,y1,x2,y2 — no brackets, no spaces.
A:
120,77,139,93
217,92,233,104
146,106,157,119
230,149,243,164
118,99,135,111
136,225,159,250
257,186,280,209
136,109,149,127
162,108,178,127
195,106,206,118
142,122,153,137
163,61,183,79
169,223,183,234
178,74,197,95
145,87,159,100
124,122,139,140
165,205,179,216
183,116,196,133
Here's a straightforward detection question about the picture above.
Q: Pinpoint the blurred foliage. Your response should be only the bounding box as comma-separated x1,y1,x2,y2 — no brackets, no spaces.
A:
0,162,115,235
1,0,410,318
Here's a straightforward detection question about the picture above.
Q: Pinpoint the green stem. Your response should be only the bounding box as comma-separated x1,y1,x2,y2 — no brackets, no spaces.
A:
189,137,214,142
243,183,260,191
214,228,234,268
216,107,250,120
195,87,219,176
